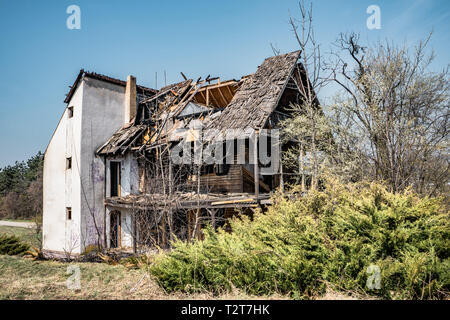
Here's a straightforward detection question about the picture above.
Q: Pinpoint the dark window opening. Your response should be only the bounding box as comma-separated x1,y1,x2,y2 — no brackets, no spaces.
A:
66,157,72,169
110,211,121,248
110,161,121,197
68,106,74,118
66,207,72,220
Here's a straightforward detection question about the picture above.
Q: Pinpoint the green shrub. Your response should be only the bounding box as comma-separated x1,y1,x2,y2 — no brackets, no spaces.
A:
0,235,30,256
150,180,449,299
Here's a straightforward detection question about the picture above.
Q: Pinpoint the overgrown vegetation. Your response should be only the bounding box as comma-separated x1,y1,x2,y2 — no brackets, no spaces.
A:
150,180,449,299
279,1,448,199
0,235,30,256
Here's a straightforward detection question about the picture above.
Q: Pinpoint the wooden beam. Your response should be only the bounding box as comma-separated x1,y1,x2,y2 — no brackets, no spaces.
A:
196,80,238,92
280,142,284,192
216,87,228,107
187,211,192,242
211,198,255,206
225,85,234,100
209,90,220,107
199,90,207,104
254,130,259,198
132,209,137,253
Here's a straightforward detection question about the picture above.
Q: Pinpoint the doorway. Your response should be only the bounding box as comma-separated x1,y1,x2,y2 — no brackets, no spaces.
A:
110,211,121,248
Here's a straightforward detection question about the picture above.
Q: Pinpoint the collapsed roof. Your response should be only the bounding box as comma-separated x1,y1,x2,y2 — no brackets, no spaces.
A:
207,50,300,132
97,50,303,156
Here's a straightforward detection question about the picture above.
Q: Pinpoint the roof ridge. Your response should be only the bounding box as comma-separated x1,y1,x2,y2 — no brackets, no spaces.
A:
64,69,157,103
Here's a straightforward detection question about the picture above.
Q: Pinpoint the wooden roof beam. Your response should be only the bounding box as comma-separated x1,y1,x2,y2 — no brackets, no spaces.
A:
216,87,229,107
225,85,234,100
209,90,221,107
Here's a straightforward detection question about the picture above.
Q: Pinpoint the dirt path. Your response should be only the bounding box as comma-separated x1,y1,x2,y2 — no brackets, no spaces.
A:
0,221,36,228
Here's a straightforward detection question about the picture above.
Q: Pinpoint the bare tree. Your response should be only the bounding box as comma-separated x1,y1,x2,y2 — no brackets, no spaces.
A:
280,0,331,191
327,32,449,195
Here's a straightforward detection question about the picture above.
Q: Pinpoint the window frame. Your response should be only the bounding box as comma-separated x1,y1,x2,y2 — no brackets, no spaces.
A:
66,157,72,170
66,207,72,220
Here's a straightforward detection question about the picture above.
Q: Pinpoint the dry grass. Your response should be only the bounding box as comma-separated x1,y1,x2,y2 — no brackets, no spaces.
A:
0,255,289,300
0,226,265,300
0,226,370,300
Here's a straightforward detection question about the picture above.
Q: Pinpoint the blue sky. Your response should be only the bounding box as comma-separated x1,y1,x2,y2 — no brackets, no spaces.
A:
0,0,448,167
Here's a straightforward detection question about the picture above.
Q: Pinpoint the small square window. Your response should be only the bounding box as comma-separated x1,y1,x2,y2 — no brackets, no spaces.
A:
66,157,72,169
68,106,74,118
66,207,72,220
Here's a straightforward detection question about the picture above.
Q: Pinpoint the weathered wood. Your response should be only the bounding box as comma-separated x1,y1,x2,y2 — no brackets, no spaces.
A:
280,143,284,192
254,130,259,198
132,205,137,253
216,87,228,106
242,167,270,192
211,198,254,205
207,51,301,132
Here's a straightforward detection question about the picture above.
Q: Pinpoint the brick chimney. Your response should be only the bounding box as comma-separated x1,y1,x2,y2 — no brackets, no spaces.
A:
125,75,137,123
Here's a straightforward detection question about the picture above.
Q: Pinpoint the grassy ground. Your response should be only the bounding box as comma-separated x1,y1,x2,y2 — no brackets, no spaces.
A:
0,225,289,300
0,218,35,223
0,225,360,300
0,225,41,248
0,255,292,300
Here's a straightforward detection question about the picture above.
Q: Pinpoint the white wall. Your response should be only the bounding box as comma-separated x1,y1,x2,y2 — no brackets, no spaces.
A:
43,82,84,254
43,76,129,255
79,78,126,252
121,209,133,248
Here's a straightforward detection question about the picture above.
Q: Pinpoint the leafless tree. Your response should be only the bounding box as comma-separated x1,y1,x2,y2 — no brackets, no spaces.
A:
280,0,331,191
327,32,449,195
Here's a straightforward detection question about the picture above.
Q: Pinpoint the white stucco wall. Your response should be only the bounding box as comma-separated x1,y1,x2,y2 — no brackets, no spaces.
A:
43,75,130,255
121,209,134,248
43,82,83,254
78,77,126,252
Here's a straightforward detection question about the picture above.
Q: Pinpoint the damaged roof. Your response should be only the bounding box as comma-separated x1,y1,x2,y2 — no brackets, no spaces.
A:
207,50,301,132
97,50,304,155
64,69,157,103
96,124,147,156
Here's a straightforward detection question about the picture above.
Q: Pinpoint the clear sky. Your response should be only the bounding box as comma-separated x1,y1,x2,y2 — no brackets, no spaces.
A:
0,0,448,167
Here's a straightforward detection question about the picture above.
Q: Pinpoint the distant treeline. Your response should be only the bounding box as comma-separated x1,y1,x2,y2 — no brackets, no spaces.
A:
0,152,44,219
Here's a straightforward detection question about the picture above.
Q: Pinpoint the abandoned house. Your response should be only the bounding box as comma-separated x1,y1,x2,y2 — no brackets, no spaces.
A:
42,50,315,257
